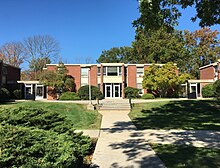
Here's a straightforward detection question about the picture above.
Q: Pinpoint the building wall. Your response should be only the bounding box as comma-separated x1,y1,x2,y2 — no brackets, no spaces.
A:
90,65,98,86
65,65,81,91
0,61,20,90
200,66,214,80
127,65,137,88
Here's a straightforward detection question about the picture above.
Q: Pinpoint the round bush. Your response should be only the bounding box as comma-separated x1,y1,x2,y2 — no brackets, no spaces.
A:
59,92,80,100
202,84,214,98
0,88,10,100
13,89,22,99
124,87,140,98
142,93,155,99
78,85,103,100
213,80,220,98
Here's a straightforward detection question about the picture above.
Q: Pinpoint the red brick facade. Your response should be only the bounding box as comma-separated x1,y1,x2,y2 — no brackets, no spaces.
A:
89,65,98,86
127,65,137,88
0,61,20,90
45,63,170,99
200,66,214,80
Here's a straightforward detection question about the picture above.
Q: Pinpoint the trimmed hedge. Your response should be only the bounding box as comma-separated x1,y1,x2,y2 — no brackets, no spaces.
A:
0,106,93,167
78,85,103,100
60,92,80,100
142,93,155,99
202,84,214,98
124,87,140,98
0,88,10,100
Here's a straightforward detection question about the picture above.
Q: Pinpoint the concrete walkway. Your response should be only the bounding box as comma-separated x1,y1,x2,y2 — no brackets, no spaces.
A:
91,110,166,168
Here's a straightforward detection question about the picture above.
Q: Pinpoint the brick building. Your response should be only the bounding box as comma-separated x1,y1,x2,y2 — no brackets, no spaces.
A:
0,60,20,90
188,60,220,97
45,63,164,100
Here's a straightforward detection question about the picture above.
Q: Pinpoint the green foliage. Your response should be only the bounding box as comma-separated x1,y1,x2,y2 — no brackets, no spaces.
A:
13,89,22,99
213,80,220,99
124,87,140,98
142,62,191,97
202,84,215,98
97,46,133,63
0,106,72,133
60,92,80,100
0,88,10,100
0,124,92,168
39,62,75,93
134,0,219,34
142,93,155,99
78,85,103,100
0,106,93,167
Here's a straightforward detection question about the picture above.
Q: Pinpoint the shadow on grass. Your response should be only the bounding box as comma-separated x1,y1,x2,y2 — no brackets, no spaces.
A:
151,144,220,168
132,100,220,130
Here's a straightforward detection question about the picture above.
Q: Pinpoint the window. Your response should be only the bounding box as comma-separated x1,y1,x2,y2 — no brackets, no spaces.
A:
118,66,122,75
103,66,122,76
107,67,117,76
137,67,144,77
81,68,89,77
97,67,101,76
103,67,106,76
2,76,6,85
137,83,143,94
81,83,88,86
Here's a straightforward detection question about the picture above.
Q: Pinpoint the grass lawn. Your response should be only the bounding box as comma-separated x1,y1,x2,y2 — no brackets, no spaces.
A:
151,144,220,168
0,101,101,129
129,100,220,130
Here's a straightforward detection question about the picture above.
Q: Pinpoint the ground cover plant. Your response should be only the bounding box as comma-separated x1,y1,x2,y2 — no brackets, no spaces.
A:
129,100,220,130
151,144,220,168
0,103,99,167
0,101,101,129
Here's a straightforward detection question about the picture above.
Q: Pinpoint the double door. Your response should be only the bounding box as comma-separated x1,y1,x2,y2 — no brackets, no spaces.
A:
105,84,120,98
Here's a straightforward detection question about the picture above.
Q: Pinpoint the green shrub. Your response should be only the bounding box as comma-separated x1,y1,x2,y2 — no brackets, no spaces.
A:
142,93,155,99
202,84,215,98
13,89,22,99
0,88,10,100
124,87,140,98
0,106,72,133
78,85,103,100
0,124,92,168
60,92,80,100
213,80,220,99
0,106,93,167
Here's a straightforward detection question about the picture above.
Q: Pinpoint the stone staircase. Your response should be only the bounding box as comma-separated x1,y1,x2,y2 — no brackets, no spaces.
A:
98,99,131,112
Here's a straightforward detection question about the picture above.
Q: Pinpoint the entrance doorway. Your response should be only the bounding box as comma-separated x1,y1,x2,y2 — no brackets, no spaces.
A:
36,85,44,100
104,83,121,98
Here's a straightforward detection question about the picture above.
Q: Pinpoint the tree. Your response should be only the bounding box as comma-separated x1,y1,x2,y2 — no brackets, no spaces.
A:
97,47,133,63
184,28,220,78
39,62,75,95
142,62,191,97
134,0,220,34
0,42,26,67
133,0,180,34
177,0,220,27
23,35,60,78
132,28,188,66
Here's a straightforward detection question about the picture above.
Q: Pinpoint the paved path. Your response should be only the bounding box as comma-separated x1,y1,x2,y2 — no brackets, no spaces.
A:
91,110,166,168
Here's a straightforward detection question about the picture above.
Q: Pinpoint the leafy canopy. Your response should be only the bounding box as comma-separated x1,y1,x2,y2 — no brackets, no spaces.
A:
39,62,75,93
142,62,191,97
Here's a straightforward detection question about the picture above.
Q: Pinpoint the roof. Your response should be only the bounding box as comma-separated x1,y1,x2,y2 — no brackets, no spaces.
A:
188,79,215,83
199,62,218,70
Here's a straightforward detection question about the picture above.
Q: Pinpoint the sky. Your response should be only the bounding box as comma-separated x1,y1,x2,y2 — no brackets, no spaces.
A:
0,0,219,70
